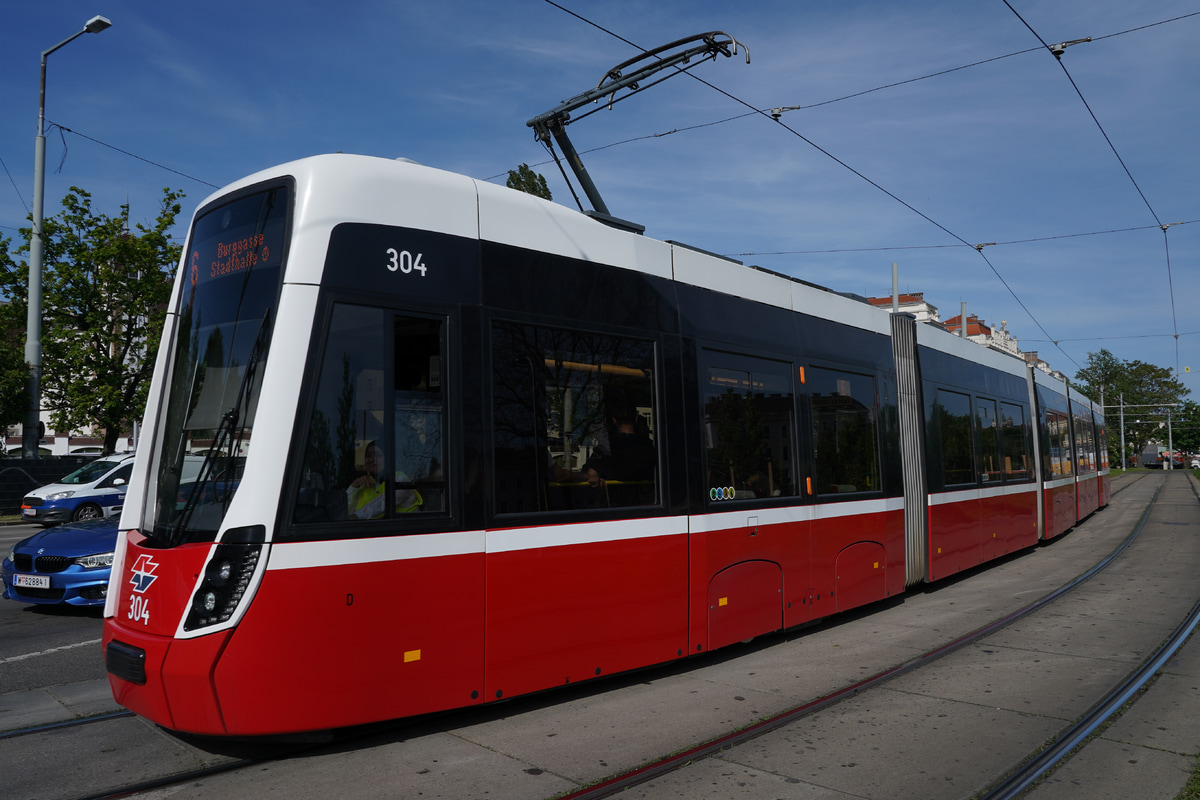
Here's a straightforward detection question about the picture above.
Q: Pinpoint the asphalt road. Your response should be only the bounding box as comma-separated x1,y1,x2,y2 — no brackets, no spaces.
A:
0,523,108,694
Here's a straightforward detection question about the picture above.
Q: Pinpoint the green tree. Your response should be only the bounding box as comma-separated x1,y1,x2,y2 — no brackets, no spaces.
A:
0,230,31,435
1172,400,1200,456
1074,348,1190,467
0,186,183,453
0,322,29,434
506,164,552,200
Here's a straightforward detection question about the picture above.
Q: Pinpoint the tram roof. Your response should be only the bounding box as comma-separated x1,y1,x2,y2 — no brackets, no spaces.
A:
196,154,896,337
198,153,1077,363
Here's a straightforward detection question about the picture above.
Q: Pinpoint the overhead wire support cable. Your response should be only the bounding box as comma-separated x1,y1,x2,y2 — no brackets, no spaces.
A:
498,10,1200,187
1001,1,1182,375
542,0,1077,368
731,219,1200,258
1161,224,1182,376
668,50,1077,367
1,155,30,215
45,120,220,190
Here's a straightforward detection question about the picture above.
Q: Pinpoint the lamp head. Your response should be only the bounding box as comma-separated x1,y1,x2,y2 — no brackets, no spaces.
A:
84,16,112,34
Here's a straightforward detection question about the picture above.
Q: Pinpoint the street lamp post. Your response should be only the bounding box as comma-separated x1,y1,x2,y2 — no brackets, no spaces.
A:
22,15,112,458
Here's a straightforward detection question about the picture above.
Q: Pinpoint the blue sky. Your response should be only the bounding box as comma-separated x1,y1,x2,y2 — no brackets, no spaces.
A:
2,1,1198,401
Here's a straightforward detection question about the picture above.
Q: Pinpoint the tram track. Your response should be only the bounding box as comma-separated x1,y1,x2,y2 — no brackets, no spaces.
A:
0,710,132,742
10,473,1190,800
558,472,1192,800
977,472,1200,799
21,714,340,800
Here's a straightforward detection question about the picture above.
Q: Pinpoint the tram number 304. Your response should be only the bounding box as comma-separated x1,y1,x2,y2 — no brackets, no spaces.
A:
385,248,427,276
127,594,151,625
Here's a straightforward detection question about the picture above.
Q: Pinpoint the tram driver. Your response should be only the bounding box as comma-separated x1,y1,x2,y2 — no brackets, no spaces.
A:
346,441,422,519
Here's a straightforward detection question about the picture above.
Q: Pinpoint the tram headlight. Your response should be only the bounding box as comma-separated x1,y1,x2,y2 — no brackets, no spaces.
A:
208,558,234,587
184,525,265,632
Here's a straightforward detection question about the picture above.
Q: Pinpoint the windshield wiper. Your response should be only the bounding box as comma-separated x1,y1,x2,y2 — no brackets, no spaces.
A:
172,310,271,543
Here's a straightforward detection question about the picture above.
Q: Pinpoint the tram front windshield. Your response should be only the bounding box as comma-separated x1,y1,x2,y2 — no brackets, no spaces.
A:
147,185,289,547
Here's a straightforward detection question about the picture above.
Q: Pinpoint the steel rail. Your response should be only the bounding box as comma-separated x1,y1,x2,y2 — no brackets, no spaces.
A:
0,709,133,741
978,474,1195,799
558,474,1163,800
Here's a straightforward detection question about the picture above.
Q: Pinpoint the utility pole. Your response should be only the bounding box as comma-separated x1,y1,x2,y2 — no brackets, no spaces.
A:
23,15,113,457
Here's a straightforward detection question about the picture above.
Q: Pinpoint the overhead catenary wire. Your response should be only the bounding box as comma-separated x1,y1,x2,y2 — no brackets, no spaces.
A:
491,9,1200,184
1,6,1191,380
1002,0,1182,378
735,219,1200,257
495,10,1195,384
0,154,30,217
541,0,1086,370
45,121,220,190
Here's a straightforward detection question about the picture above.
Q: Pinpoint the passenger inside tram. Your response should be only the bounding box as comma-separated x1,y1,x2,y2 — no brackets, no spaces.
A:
580,401,656,493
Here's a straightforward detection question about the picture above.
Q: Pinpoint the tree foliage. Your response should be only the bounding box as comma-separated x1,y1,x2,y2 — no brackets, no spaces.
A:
1073,348,1191,467
1171,400,1200,456
0,237,31,431
0,186,183,453
506,164,552,200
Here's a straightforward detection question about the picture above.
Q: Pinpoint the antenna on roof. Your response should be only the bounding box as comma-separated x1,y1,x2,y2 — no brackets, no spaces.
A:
527,31,749,234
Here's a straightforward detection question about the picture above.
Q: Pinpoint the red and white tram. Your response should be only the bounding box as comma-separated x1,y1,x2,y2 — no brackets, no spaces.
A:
103,154,1109,735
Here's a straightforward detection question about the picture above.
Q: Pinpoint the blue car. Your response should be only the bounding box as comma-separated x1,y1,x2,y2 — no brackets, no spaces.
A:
2,517,118,607
20,454,134,526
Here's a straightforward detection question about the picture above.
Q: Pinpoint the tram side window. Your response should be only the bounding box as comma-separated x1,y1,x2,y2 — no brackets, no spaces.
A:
703,354,797,501
1098,424,1109,470
1046,410,1073,478
976,398,1000,483
935,389,974,486
1076,416,1096,474
809,368,879,496
393,318,446,511
1000,402,1030,482
293,304,446,524
491,322,657,514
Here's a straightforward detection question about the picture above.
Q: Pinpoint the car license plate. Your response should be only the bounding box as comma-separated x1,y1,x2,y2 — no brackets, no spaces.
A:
14,574,50,589
21,507,35,517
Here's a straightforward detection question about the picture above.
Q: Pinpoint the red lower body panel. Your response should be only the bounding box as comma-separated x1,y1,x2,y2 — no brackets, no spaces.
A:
215,552,486,735
1044,482,1077,539
485,530,688,700
708,560,783,649
929,493,980,580
929,487,1037,581
812,509,904,617
103,497,1017,736
832,540,887,613
1076,474,1099,520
